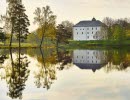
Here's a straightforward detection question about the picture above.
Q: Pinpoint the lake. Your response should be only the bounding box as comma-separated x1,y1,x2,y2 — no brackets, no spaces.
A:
0,48,130,100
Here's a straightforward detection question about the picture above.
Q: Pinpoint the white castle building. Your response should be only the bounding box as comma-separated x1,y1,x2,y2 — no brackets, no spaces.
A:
73,50,107,72
73,18,105,41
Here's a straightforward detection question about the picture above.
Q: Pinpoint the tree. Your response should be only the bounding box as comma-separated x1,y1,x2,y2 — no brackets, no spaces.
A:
6,0,18,46
102,17,115,40
56,21,73,45
0,28,7,42
61,20,74,39
6,0,30,47
14,4,30,47
34,6,56,47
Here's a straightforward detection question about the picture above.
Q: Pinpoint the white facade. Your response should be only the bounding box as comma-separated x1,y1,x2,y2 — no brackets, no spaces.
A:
73,50,106,64
73,27,101,41
73,18,106,41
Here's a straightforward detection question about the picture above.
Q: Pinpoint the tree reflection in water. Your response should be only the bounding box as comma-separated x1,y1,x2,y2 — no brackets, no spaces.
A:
34,48,57,90
6,48,30,99
104,49,130,72
56,49,72,70
34,48,72,90
0,55,8,69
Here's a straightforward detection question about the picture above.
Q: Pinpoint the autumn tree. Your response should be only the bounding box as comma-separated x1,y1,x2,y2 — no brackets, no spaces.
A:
34,6,56,47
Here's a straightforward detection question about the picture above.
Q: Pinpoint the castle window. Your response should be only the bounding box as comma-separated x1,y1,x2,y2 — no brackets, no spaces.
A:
87,36,89,38
87,28,89,30
87,32,89,34
82,32,83,34
92,28,93,30
92,32,93,34
76,29,77,30
77,32,78,34
77,56,78,58
96,27,97,30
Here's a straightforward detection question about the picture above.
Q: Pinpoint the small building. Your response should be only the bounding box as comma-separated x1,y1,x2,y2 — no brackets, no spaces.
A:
73,18,106,41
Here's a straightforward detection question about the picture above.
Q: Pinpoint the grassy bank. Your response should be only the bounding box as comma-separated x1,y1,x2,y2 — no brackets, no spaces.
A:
60,40,130,49
0,42,55,48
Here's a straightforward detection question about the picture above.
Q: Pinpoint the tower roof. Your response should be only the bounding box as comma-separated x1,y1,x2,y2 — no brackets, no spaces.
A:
74,63,107,72
92,17,96,21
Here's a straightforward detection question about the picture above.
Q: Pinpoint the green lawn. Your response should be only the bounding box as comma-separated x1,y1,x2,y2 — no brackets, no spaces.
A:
0,42,55,48
61,40,130,49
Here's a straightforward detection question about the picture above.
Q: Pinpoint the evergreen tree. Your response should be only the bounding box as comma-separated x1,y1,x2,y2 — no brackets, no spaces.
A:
13,3,30,46
7,0,30,47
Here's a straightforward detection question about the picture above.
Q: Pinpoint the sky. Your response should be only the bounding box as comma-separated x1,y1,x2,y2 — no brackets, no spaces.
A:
0,0,130,31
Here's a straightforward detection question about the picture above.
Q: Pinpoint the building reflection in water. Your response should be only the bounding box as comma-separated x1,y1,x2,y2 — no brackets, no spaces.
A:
73,50,107,72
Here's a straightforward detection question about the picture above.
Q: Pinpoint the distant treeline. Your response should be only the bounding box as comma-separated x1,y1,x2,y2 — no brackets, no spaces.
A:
102,17,130,41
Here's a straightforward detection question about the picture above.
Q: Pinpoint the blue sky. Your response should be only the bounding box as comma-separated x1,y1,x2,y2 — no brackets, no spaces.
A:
0,0,130,31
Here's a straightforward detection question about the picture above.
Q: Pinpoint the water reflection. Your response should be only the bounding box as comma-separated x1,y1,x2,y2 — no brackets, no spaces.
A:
7,48,30,99
34,48,57,89
73,49,130,73
0,48,130,100
73,50,107,72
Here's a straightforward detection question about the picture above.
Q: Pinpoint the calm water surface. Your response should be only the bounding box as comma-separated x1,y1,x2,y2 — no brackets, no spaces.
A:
0,48,130,100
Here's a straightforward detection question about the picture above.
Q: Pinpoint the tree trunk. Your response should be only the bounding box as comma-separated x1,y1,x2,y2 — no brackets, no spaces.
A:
19,31,21,48
10,22,14,47
40,24,46,48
